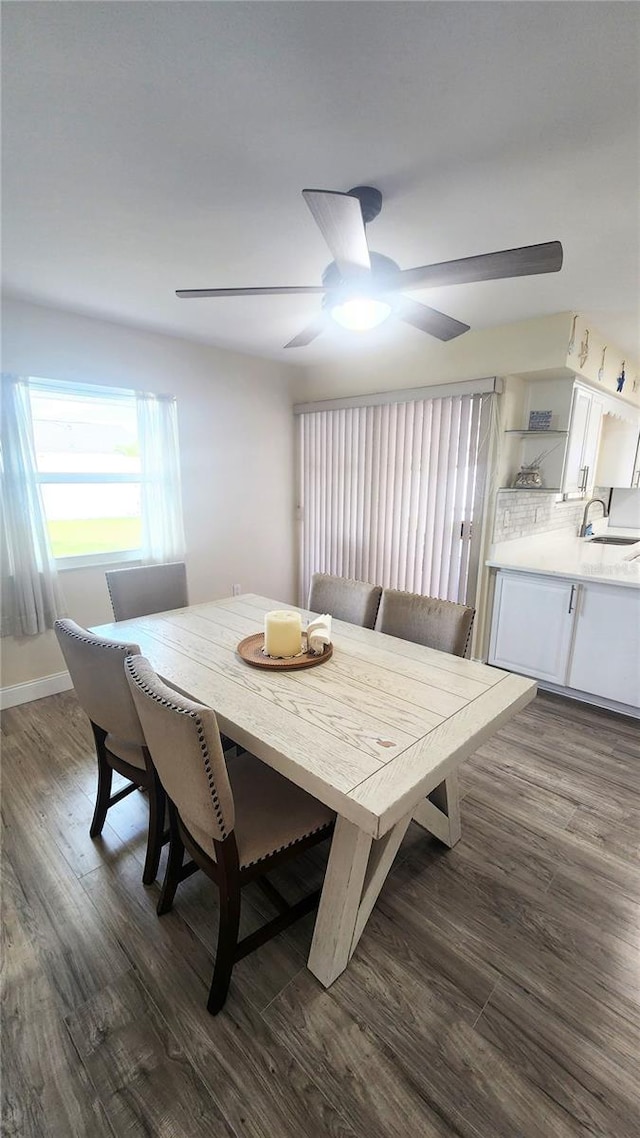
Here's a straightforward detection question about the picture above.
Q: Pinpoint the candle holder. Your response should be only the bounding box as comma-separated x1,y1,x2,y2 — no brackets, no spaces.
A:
237,632,333,670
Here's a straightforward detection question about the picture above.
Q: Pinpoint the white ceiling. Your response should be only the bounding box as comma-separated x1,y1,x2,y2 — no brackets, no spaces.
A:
2,2,639,364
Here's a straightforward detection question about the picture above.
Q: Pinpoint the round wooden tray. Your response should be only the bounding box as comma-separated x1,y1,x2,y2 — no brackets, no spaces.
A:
237,632,333,671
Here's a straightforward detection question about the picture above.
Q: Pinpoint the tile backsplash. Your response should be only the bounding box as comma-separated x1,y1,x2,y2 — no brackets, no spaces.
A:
493,489,610,543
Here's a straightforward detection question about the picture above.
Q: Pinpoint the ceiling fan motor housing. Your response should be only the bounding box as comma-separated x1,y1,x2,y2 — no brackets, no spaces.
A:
347,185,383,224
321,251,400,300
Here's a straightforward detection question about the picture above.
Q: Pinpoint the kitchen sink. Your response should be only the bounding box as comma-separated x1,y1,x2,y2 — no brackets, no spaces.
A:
588,535,639,545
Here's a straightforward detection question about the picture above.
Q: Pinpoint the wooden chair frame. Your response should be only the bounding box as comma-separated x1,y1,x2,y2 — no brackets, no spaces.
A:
157,799,334,1015
90,723,168,885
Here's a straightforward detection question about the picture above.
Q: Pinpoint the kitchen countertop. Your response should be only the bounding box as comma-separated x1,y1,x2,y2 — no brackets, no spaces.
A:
487,524,640,590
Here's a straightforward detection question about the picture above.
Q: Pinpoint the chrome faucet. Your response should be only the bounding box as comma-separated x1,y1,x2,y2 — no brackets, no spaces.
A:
579,497,608,538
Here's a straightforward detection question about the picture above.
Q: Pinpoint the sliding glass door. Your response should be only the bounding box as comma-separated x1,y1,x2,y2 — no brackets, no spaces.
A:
297,391,492,608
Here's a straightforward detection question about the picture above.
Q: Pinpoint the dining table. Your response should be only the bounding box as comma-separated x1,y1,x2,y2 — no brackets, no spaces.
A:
93,593,536,988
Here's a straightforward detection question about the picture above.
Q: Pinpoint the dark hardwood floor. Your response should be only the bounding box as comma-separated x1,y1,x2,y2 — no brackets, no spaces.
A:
2,689,639,1137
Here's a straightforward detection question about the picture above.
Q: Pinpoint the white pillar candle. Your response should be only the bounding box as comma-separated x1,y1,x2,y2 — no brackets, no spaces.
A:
264,610,302,658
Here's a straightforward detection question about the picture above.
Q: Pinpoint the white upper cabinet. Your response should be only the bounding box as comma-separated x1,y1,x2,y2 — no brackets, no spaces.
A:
505,374,639,495
561,383,604,495
596,409,640,488
582,392,605,488
561,387,591,494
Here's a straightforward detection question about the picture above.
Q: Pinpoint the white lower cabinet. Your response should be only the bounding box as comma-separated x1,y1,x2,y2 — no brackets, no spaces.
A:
488,572,577,684
489,570,640,710
567,583,640,706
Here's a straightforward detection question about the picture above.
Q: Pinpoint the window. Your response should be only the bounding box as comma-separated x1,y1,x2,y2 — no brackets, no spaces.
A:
29,379,143,566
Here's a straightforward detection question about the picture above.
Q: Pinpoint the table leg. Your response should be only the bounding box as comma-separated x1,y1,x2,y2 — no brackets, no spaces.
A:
412,769,461,847
348,812,413,960
308,812,412,988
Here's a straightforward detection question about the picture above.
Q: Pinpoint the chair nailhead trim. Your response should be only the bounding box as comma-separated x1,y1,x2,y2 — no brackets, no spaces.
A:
464,612,475,657
125,657,228,840
55,619,137,656
242,820,333,869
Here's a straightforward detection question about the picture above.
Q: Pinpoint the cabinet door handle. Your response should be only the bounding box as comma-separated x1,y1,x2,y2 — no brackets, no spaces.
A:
568,584,576,614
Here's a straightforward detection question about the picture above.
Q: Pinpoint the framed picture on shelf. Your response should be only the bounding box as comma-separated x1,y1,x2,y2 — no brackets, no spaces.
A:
528,410,553,431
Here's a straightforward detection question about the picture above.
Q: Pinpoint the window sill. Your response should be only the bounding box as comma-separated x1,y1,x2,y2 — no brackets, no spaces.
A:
56,549,143,572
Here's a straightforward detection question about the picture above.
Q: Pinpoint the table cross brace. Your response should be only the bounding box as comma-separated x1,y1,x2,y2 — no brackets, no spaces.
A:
308,772,460,988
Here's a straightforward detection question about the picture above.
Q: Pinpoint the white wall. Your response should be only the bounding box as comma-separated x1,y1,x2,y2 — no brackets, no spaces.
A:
1,298,300,690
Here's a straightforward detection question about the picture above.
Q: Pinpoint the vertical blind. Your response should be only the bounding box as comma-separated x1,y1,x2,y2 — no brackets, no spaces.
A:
297,392,490,608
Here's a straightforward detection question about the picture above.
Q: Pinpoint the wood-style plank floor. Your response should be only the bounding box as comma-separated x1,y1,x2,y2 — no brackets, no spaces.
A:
2,689,639,1137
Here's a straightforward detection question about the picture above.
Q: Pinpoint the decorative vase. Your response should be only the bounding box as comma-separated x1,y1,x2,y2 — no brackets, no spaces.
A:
513,465,543,489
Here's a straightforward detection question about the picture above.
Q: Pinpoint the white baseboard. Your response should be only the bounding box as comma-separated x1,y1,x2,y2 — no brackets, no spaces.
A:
537,680,640,720
0,670,73,711
480,656,639,720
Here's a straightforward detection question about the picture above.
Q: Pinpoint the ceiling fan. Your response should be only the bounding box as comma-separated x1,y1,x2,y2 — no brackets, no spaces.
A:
176,186,563,349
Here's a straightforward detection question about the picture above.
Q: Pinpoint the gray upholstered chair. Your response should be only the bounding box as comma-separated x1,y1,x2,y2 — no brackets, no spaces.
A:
105,561,188,622
125,654,334,1015
308,573,382,629
375,589,475,657
54,620,166,884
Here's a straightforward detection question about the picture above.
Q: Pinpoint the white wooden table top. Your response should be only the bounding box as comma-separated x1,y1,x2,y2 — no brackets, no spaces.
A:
93,594,536,838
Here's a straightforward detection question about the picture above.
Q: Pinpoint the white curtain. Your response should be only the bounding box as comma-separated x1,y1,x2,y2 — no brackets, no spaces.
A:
298,392,491,607
1,375,65,636
136,392,186,564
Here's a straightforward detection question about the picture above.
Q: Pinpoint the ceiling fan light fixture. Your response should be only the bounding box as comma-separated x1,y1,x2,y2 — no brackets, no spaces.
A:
330,296,392,332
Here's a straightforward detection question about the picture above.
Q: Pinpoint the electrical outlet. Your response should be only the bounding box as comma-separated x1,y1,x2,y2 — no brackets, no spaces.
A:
504,509,511,527
232,583,241,596
534,507,542,524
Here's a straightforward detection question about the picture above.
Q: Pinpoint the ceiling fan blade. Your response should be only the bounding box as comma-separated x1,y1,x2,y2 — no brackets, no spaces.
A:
399,298,470,341
176,286,326,299
383,241,563,292
284,317,325,349
302,189,371,277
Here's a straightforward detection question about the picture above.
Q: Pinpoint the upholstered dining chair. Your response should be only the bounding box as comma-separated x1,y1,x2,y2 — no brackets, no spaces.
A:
375,589,475,657
308,573,382,629
105,561,188,622
54,620,166,884
125,654,335,1015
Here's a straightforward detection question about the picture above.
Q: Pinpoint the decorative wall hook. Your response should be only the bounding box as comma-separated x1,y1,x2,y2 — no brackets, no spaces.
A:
598,346,607,382
617,362,626,393
567,314,578,355
578,329,589,369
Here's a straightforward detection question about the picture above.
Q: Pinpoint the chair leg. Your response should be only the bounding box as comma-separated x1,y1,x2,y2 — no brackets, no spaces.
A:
157,804,185,916
89,732,113,839
142,770,166,886
207,881,241,1016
